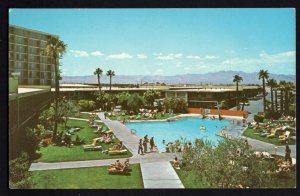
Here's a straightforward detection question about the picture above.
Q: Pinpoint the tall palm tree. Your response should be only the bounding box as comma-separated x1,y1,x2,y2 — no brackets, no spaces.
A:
284,82,295,114
43,37,67,139
94,68,103,91
278,80,286,114
240,95,248,111
258,69,269,113
233,74,243,110
106,70,115,92
274,83,278,112
266,78,277,111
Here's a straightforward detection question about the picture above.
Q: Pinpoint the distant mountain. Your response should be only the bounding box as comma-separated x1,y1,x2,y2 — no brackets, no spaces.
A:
62,71,295,85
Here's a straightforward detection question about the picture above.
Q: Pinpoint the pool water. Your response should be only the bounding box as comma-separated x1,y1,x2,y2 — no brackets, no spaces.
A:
125,117,231,152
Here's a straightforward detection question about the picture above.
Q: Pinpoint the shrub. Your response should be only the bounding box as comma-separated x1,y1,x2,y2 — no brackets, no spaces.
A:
9,152,32,189
24,127,41,160
264,111,281,120
78,99,96,111
254,114,264,123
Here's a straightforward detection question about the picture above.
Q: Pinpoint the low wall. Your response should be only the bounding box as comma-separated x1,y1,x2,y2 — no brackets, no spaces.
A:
188,108,248,118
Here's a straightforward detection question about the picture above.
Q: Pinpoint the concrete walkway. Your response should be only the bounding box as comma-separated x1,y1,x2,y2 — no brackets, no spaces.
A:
98,112,141,156
141,161,184,189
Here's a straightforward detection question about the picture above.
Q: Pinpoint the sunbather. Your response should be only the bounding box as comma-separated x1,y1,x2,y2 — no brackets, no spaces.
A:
172,157,180,169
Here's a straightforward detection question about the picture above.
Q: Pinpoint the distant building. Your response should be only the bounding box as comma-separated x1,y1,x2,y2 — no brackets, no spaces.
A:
9,25,58,86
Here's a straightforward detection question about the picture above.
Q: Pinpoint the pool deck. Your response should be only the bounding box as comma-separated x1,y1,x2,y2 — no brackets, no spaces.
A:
29,112,295,189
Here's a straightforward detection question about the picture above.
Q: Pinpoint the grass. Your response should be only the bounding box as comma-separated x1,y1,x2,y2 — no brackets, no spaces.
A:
70,112,99,120
37,119,132,162
242,128,295,146
31,164,144,189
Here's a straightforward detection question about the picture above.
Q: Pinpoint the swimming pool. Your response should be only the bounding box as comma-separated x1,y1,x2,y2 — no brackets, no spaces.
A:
125,117,231,152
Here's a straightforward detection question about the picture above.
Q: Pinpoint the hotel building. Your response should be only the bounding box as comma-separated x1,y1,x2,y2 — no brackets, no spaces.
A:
9,25,58,86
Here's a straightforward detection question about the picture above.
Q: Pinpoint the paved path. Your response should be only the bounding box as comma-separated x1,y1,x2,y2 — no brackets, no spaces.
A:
141,161,184,189
98,112,141,156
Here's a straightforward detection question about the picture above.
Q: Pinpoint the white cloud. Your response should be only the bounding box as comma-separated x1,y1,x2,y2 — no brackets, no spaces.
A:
70,50,89,57
259,51,295,61
70,50,104,57
107,53,133,59
137,54,147,59
222,50,295,67
157,53,182,61
186,55,201,59
90,51,104,56
204,55,219,59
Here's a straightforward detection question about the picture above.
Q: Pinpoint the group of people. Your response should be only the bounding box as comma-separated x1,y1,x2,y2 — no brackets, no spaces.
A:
108,159,130,173
138,135,155,155
96,133,113,144
166,142,192,153
111,141,124,150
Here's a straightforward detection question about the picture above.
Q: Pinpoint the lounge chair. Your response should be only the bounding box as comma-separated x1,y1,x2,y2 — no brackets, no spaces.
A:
82,138,98,147
83,145,102,151
279,131,290,143
108,149,128,155
107,164,129,175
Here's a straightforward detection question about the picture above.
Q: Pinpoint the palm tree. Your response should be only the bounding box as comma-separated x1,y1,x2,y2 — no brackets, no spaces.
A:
233,74,243,110
278,80,286,114
240,95,248,111
106,70,115,92
258,69,269,113
266,78,277,111
43,37,67,139
284,82,295,114
94,68,103,91
274,84,278,112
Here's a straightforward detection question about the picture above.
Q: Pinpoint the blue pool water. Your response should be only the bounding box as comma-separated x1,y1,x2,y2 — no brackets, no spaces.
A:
125,117,231,152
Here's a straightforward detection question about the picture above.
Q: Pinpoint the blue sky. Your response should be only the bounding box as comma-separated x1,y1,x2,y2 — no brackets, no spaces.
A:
9,8,295,76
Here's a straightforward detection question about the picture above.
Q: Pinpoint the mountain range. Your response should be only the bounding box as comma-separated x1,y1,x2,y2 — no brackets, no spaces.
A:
62,71,295,85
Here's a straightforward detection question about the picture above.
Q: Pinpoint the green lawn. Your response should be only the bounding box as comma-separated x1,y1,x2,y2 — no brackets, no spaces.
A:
242,128,295,146
31,164,144,189
70,112,99,120
37,119,132,162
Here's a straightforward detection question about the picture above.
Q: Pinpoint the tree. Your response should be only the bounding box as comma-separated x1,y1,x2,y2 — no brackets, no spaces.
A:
127,93,145,113
233,74,243,110
43,37,67,139
266,78,277,111
58,99,80,128
106,70,115,92
78,99,96,112
258,69,269,113
94,68,103,91
143,89,161,108
117,92,130,110
284,82,295,114
240,95,248,111
278,80,286,113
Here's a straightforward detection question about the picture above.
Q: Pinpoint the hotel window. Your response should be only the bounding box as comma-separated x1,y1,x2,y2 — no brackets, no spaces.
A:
15,36,25,45
28,39,38,47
